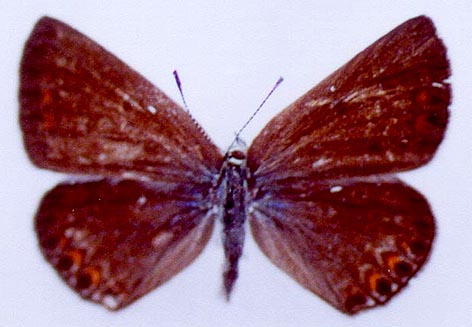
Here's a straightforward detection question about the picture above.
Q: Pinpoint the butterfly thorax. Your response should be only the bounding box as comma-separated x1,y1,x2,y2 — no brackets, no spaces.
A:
218,149,249,298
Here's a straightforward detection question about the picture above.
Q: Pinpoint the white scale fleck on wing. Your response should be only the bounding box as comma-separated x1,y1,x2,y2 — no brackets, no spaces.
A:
77,155,93,165
58,90,69,98
147,105,157,114
152,231,174,248
97,153,107,162
137,195,147,206
55,56,78,72
91,292,101,302
115,88,143,111
55,57,67,67
366,235,397,265
102,294,121,310
120,172,151,182
330,185,343,193
305,98,332,107
100,141,144,162
312,157,333,169
343,88,387,103
64,227,86,241
385,150,395,162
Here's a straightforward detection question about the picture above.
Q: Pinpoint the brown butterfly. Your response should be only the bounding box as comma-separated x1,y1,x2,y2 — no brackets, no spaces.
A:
19,15,450,313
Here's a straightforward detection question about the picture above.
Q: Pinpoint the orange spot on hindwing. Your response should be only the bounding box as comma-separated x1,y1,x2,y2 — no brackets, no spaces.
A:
76,266,101,289
41,89,53,106
85,267,101,286
67,249,83,267
42,111,57,130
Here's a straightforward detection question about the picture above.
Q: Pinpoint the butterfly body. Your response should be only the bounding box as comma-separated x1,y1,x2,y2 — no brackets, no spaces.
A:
20,16,450,313
219,150,250,296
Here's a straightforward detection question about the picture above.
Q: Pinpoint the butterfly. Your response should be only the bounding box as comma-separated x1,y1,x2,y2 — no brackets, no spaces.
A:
19,15,450,314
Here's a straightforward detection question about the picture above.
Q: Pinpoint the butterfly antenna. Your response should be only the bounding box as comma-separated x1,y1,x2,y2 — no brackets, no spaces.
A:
227,76,284,151
173,70,190,112
173,70,214,143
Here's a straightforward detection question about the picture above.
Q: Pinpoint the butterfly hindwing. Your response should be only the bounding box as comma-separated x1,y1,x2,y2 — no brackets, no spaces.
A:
20,17,222,184
249,177,434,313
36,179,216,310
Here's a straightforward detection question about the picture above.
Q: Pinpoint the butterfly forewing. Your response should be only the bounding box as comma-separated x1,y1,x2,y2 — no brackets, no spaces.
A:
247,16,450,181
36,179,216,310
20,17,222,184
249,177,434,313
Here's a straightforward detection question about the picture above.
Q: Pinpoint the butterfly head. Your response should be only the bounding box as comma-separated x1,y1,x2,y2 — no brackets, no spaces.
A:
225,134,247,165
227,149,246,165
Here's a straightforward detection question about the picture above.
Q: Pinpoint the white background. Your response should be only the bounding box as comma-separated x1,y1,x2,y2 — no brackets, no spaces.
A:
1,1,471,326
